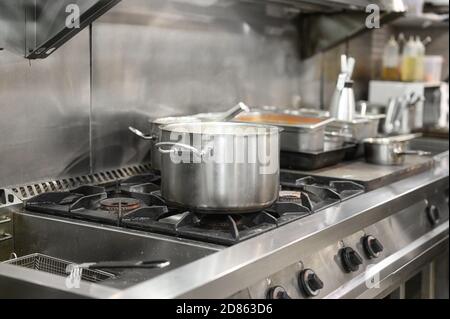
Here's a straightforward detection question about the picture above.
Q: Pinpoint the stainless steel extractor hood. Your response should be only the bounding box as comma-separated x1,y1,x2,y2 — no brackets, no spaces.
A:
0,0,121,59
294,0,407,59
242,0,406,12
0,0,405,59
238,0,407,59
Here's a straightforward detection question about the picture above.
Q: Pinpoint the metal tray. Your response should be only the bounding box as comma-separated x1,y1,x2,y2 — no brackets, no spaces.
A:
4,253,115,283
280,143,358,170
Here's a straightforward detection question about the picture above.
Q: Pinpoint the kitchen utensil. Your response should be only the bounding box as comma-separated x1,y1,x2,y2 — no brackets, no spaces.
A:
220,102,250,121
129,116,200,172
324,131,356,147
3,253,115,283
329,73,349,120
192,102,251,122
393,92,425,134
156,122,280,213
283,108,331,118
234,111,334,152
383,98,398,134
330,79,356,122
129,102,250,171
330,55,357,122
338,80,356,122
280,143,356,171
280,142,357,171
363,133,431,165
71,259,170,270
326,117,372,142
346,57,356,80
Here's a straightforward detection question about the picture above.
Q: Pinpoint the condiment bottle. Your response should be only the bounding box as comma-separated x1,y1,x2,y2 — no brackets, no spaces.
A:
382,36,400,81
414,36,425,81
401,36,417,82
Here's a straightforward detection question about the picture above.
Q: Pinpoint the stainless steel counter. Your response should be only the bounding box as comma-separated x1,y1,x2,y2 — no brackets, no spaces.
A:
0,148,448,299
116,151,449,299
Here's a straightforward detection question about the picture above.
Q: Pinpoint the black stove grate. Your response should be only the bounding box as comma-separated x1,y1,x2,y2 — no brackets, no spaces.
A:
25,172,364,246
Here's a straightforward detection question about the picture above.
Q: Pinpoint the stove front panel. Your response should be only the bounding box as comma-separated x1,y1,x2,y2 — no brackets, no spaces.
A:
243,193,449,299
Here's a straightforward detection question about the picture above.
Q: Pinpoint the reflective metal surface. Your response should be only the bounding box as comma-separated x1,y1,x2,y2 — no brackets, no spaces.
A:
158,122,280,213
363,138,427,166
247,199,448,299
24,0,121,59
0,30,91,188
113,151,448,298
1,0,396,189
0,211,220,295
0,0,121,58
0,147,447,298
234,111,335,152
90,0,306,172
0,0,25,55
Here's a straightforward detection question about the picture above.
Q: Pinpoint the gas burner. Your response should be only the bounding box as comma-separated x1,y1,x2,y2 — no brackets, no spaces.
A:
279,190,302,202
24,172,365,246
100,197,142,213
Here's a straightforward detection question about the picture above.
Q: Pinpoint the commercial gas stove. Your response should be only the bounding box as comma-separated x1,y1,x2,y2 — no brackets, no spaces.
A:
0,142,448,299
22,171,364,246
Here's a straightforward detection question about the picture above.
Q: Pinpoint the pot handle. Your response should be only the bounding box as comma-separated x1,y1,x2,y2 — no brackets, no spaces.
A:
156,142,208,156
129,126,157,140
220,102,250,121
394,150,432,156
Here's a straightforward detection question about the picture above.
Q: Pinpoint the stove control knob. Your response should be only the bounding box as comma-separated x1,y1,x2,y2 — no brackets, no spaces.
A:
362,235,383,259
426,204,440,227
339,247,363,273
298,269,324,297
267,286,291,299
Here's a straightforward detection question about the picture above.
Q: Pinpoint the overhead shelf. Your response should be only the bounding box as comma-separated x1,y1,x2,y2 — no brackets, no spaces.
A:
1,0,408,60
391,13,449,28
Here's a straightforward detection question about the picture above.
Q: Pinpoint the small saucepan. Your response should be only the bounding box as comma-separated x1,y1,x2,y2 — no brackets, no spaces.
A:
363,134,431,165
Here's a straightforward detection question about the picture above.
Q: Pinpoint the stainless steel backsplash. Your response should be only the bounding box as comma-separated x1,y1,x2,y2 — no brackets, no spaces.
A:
0,0,390,187
0,0,308,187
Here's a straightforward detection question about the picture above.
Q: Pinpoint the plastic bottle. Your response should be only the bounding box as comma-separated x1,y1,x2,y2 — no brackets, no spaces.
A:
401,36,417,82
414,36,425,81
382,36,400,81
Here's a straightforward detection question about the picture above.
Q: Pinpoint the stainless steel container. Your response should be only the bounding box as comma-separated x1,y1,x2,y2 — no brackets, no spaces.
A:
283,108,331,118
129,103,250,171
157,122,280,213
234,112,334,152
327,118,372,142
363,134,431,165
129,116,201,171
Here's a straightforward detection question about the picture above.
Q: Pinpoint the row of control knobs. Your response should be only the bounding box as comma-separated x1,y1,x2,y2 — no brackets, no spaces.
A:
267,235,384,299
340,235,384,273
266,202,442,299
267,269,324,299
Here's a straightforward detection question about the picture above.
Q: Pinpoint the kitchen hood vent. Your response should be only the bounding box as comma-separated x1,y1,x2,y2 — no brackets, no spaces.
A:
0,0,121,59
1,0,405,59
25,0,122,59
241,0,407,59
297,9,405,59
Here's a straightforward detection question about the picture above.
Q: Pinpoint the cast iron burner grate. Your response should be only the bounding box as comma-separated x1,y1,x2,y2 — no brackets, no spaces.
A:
280,173,365,211
121,200,311,246
25,172,364,246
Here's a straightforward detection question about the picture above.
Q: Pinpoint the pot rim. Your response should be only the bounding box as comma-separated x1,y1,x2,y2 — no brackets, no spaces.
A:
363,133,421,145
159,121,281,136
150,116,201,125
234,111,334,130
